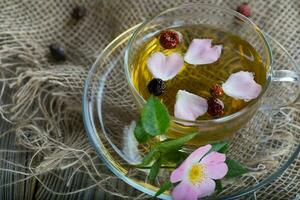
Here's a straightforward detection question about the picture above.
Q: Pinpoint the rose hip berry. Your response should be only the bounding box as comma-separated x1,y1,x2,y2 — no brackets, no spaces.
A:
210,84,224,97
49,43,66,61
207,98,224,117
236,3,251,17
159,30,179,49
147,78,166,96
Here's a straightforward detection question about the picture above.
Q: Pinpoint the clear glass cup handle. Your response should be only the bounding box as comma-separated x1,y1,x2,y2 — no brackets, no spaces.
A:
272,69,300,83
260,69,300,110
259,33,300,111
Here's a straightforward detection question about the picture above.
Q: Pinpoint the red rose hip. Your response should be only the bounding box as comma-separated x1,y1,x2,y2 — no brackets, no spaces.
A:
236,3,251,17
159,30,180,49
210,84,224,97
207,98,224,117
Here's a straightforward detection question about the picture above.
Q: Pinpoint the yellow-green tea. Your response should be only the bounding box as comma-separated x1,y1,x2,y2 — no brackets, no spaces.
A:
131,25,267,120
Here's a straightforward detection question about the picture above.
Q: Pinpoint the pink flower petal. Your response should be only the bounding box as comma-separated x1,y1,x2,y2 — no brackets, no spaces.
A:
185,144,212,164
170,165,185,183
222,71,262,101
184,39,222,65
147,52,184,81
204,163,228,180
174,90,208,121
200,152,226,165
170,144,211,183
171,181,197,200
195,178,216,198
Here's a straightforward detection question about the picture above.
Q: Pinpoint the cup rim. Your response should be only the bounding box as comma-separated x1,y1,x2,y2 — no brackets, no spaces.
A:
124,3,272,125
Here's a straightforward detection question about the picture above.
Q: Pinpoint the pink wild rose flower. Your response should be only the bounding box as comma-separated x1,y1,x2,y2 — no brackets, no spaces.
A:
170,144,228,200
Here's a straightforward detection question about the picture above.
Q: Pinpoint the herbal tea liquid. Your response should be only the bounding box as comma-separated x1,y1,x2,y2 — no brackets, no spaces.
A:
131,25,267,144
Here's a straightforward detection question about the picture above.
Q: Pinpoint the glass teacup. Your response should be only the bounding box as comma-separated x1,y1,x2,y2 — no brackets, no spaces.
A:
124,4,300,145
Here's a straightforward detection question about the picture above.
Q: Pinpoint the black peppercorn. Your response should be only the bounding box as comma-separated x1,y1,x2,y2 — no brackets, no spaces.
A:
71,6,87,20
147,78,166,96
49,43,66,61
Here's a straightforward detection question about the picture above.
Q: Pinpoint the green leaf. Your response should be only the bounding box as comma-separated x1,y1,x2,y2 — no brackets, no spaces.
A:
134,120,150,143
138,149,160,167
215,180,223,194
156,132,198,153
131,165,175,169
210,141,229,153
136,133,197,168
161,151,188,165
225,158,248,178
148,158,161,182
141,96,170,136
155,181,173,197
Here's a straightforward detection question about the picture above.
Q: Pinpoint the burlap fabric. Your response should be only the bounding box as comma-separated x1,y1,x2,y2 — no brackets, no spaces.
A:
0,0,299,199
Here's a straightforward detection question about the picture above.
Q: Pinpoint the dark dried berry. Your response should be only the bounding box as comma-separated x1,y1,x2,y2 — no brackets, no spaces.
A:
147,78,166,96
210,84,224,97
159,30,179,49
207,98,224,117
71,6,87,20
236,3,251,17
49,43,66,61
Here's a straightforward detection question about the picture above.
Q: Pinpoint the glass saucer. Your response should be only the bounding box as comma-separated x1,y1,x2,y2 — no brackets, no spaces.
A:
82,25,300,199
